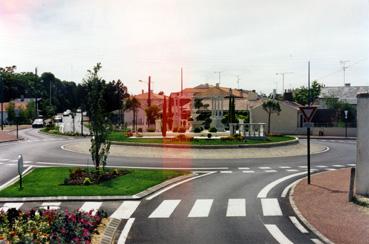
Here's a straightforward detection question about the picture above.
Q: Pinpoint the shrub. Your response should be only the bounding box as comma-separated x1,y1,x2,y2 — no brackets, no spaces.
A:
138,128,143,133
172,127,178,132
193,127,203,133
207,133,212,139
83,177,92,185
209,127,217,133
176,134,187,141
178,127,186,133
147,128,156,132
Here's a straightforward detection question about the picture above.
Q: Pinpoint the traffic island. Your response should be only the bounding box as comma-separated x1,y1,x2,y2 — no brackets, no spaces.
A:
291,168,369,244
0,167,191,201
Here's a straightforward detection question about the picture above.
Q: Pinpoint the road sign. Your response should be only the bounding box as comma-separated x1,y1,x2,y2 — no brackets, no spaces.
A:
299,106,317,122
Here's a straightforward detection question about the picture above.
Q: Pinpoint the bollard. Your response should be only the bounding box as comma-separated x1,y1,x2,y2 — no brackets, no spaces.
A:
348,167,356,202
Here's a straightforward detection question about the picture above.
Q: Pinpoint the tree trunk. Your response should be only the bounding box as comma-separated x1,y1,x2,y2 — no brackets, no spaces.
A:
268,112,271,135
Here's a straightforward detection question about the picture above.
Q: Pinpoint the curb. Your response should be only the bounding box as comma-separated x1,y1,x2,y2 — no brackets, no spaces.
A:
0,173,195,202
0,166,34,191
110,137,299,149
289,173,334,244
298,136,356,140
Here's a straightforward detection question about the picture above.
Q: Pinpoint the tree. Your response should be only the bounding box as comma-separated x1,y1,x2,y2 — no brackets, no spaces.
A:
293,80,322,105
6,102,16,123
83,63,111,170
262,99,281,135
125,97,141,131
145,105,161,126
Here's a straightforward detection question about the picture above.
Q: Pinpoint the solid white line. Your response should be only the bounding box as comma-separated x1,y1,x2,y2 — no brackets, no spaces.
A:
220,170,232,174
261,198,282,216
281,179,301,198
0,166,33,191
0,159,9,161
149,200,181,218
265,224,293,244
238,167,250,170
259,166,271,169
146,171,216,200
111,201,141,219
289,216,309,233
117,218,135,244
264,170,277,173
79,202,102,216
257,171,307,198
0,202,23,212
226,199,246,217
188,199,213,217
242,170,255,173
311,238,324,244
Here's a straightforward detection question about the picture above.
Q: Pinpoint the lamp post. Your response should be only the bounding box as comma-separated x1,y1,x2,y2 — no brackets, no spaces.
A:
0,74,3,130
344,110,348,138
139,76,152,107
15,109,20,139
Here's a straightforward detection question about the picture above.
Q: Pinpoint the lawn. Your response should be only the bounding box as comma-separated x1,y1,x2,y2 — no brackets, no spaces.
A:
108,131,295,145
0,167,187,197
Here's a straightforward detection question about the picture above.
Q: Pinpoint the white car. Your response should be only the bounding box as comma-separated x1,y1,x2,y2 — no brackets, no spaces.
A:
32,119,44,128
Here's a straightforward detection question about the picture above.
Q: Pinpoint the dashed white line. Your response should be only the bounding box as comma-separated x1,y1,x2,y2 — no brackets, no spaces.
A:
0,202,23,212
188,199,213,218
332,164,344,167
242,170,255,174
149,200,181,218
259,166,272,170
325,168,336,171
264,224,293,244
316,165,327,168
298,166,307,169
111,201,141,219
226,199,246,217
346,164,356,167
261,198,282,216
220,170,233,174
289,216,309,233
279,166,291,169
264,170,277,173
238,167,250,170
286,169,299,172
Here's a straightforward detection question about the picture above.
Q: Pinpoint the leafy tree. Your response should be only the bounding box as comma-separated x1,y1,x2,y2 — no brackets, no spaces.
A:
145,105,161,126
325,97,356,124
83,63,111,170
125,97,141,131
25,100,36,121
293,80,322,105
6,102,16,123
262,100,281,135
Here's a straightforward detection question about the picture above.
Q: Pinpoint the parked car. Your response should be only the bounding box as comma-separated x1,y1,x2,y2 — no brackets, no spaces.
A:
32,118,44,128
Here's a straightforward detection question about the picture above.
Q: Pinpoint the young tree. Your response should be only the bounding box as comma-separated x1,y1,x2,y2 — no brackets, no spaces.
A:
6,102,16,124
83,63,111,170
145,105,160,126
125,97,141,131
262,99,281,135
293,80,322,105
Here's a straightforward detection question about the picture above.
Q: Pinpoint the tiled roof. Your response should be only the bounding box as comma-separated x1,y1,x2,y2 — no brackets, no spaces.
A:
319,86,369,104
133,92,166,100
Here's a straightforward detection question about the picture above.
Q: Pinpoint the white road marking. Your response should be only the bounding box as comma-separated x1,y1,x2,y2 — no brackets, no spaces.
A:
4,164,15,166
279,166,291,169
325,168,336,171
0,202,23,212
264,170,277,173
111,201,141,219
226,199,246,217
188,199,213,218
40,202,61,210
242,170,255,173
298,166,307,169
0,163,3,165
346,164,356,167
311,238,324,244
259,166,271,169
316,165,327,168
332,164,344,167
265,224,293,244
79,202,102,216
261,198,282,216
117,218,135,244
286,169,299,172
257,171,307,198
146,171,216,200
281,179,301,198
220,170,232,174
238,167,250,170
0,159,9,162
149,200,181,218
289,216,309,233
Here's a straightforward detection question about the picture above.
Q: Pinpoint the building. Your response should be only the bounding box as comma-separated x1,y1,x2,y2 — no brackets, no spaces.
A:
318,83,369,108
251,100,304,134
0,100,29,125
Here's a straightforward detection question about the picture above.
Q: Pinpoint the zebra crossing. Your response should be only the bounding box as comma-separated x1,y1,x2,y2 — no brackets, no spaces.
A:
0,197,285,219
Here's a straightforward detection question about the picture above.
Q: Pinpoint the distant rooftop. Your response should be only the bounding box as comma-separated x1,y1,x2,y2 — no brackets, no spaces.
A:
319,83,369,104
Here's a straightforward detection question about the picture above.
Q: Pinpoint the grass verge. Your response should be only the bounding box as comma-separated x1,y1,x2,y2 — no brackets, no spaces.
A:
0,167,188,197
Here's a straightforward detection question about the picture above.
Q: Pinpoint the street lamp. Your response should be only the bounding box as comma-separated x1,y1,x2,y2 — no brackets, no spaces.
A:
15,109,19,139
138,76,153,107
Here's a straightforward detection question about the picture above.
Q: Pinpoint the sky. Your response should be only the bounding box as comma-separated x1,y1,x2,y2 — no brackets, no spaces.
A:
0,0,368,95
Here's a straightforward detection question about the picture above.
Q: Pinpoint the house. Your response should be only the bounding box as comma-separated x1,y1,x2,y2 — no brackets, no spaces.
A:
0,100,29,125
318,83,369,108
251,100,304,134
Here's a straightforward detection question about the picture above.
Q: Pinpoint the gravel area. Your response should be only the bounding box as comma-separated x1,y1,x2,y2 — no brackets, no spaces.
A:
62,141,327,159
293,168,369,244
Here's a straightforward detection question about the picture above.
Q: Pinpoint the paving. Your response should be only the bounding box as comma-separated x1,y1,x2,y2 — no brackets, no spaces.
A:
293,168,369,244
0,131,16,143
62,140,327,159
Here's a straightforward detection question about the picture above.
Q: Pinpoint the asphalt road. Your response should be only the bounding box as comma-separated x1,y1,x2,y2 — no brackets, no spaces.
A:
0,128,356,243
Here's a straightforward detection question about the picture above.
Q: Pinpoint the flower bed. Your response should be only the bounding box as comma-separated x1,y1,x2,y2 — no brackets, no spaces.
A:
0,208,107,243
64,168,129,185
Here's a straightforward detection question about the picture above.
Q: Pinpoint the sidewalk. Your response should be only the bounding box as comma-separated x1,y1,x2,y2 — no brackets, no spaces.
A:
0,131,16,143
292,168,369,244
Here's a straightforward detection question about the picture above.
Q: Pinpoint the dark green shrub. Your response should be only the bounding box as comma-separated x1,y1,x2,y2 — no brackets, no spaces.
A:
209,127,217,133
207,133,212,139
194,127,203,133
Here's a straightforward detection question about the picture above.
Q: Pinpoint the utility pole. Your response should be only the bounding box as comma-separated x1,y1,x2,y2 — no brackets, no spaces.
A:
148,76,151,107
340,60,350,85
307,61,311,184
214,71,222,85
181,68,183,96
0,74,3,130
276,72,293,94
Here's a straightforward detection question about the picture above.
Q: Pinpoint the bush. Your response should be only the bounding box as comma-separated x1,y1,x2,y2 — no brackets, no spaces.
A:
138,128,143,133
172,127,178,132
64,168,129,185
178,127,186,133
209,127,217,133
147,128,156,132
193,127,203,133
176,134,187,141
207,133,212,139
